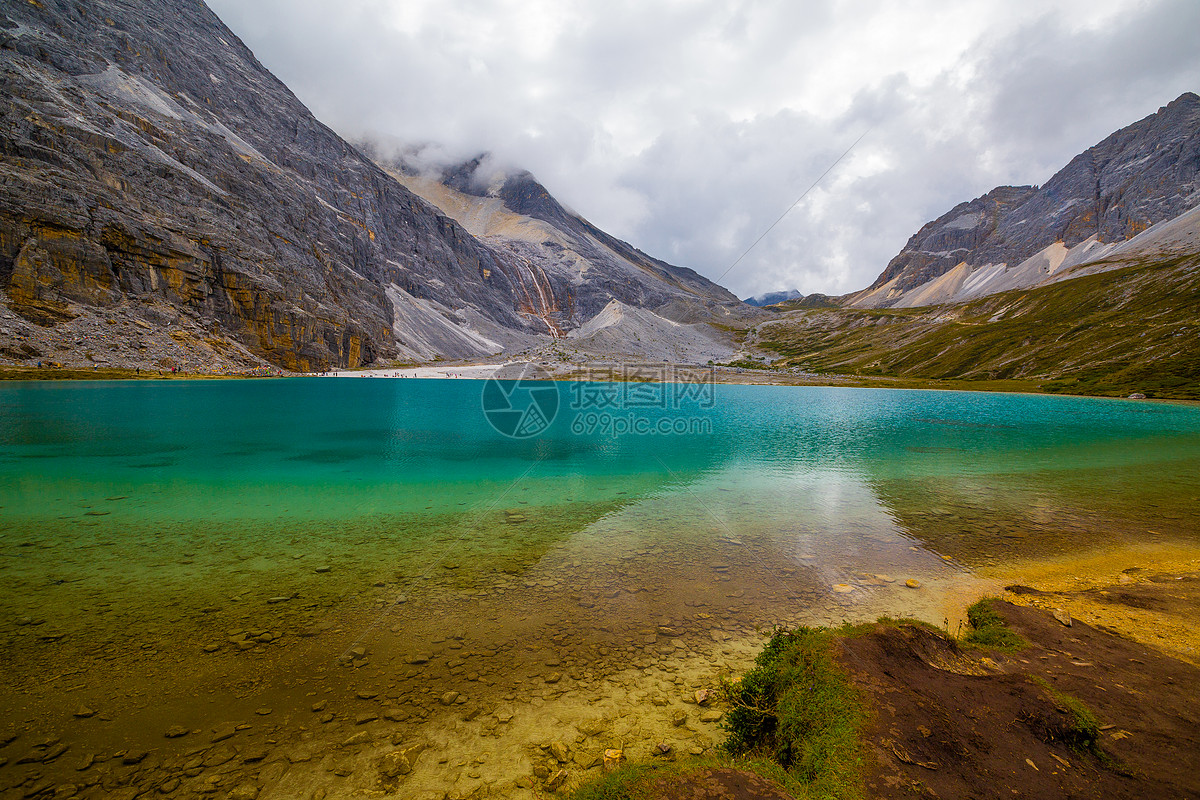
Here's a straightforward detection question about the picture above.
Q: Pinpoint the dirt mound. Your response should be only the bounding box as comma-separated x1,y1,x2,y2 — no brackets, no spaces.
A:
842,596,1200,799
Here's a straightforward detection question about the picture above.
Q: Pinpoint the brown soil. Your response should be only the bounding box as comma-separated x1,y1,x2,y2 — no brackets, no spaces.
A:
649,767,795,800
844,575,1200,799
1004,569,1200,666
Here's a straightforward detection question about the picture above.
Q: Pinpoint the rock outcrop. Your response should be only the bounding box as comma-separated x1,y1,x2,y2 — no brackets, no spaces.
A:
854,92,1200,308
866,185,1038,296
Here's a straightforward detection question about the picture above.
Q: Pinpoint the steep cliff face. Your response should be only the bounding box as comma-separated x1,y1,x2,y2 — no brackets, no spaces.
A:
855,92,1200,308
983,92,1200,261
0,0,548,370
866,186,1037,294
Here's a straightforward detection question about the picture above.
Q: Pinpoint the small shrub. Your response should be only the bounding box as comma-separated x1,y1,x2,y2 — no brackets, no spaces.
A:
964,598,1028,651
721,627,864,799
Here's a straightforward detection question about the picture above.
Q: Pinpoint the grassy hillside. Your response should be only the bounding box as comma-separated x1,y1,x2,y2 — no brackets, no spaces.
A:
756,254,1200,399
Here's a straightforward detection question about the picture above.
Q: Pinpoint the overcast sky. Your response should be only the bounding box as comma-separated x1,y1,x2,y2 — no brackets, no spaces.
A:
207,0,1200,299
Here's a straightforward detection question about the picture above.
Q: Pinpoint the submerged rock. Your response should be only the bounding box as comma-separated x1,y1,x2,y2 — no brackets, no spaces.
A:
211,724,238,743
548,741,570,764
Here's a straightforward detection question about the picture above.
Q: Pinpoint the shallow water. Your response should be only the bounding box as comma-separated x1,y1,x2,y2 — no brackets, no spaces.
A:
1,379,1199,798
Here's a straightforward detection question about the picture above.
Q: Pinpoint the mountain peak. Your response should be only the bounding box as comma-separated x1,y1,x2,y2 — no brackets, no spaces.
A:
855,92,1200,305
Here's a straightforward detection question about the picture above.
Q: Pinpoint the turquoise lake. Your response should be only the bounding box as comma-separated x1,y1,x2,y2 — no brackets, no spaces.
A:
2,378,1199,797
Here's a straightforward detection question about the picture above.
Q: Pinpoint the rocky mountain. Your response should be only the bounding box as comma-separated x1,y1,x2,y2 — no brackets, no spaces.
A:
744,289,804,307
852,92,1200,308
369,152,749,363
756,242,1200,399
0,0,742,373
755,292,840,311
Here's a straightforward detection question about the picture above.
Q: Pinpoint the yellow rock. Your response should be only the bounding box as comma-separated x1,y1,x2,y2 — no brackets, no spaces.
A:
602,749,624,772
905,579,922,589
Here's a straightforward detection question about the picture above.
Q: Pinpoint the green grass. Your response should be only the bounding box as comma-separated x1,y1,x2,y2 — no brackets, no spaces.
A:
1028,676,1124,766
573,604,1139,800
755,254,1200,400
568,756,800,800
720,626,865,799
569,762,656,800
837,617,943,638
1033,679,1100,744
0,366,253,380
571,625,866,800
963,598,1029,652
722,357,775,370
1028,678,1132,776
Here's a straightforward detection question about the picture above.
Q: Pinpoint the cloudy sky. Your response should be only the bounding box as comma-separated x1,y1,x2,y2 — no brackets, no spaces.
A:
207,0,1200,299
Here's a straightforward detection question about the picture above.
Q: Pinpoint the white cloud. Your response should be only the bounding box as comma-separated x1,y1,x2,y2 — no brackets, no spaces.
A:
207,0,1200,299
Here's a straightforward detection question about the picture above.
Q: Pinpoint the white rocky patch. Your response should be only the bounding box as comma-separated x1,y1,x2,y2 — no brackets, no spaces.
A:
77,65,185,120
858,202,1200,309
944,212,982,230
386,284,502,362
563,300,736,364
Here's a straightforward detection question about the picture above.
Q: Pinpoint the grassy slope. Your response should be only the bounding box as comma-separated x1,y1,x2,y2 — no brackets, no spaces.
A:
756,255,1200,399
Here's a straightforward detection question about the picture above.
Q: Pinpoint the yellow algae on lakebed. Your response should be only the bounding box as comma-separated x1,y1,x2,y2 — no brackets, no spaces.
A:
980,542,1200,665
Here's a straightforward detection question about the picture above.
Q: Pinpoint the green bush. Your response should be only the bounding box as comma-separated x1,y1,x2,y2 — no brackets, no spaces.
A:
964,598,1028,651
721,627,864,799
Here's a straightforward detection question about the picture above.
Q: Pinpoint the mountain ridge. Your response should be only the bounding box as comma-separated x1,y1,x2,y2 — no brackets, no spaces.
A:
377,152,750,349
852,92,1200,309
744,289,804,307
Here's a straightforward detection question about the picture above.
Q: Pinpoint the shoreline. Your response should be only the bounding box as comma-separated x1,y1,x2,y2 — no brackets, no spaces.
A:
2,362,1192,405
1,365,1197,796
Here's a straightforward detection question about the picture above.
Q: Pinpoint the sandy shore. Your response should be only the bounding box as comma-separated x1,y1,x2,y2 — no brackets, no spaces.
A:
308,360,846,387
989,543,1200,665
314,363,511,380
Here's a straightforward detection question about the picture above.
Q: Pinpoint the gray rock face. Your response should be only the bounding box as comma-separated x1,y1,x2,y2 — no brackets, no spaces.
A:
413,155,743,328
0,0,741,370
869,186,1037,294
869,92,1200,296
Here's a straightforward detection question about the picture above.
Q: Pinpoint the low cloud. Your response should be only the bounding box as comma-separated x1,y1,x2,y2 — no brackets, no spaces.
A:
207,0,1200,299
